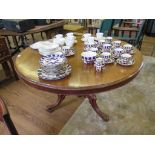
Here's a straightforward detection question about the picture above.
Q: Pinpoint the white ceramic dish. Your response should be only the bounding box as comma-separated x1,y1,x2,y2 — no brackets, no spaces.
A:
81,51,97,64
123,49,135,54
65,49,75,57
116,58,135,66
104,58,115,64
94,37,106,41
38,65,72,80
30,41,45,49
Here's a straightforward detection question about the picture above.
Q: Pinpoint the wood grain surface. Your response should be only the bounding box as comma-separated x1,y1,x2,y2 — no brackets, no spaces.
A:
15,36,143,94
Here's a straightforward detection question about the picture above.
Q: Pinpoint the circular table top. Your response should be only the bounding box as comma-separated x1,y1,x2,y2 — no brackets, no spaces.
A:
15,36,143,95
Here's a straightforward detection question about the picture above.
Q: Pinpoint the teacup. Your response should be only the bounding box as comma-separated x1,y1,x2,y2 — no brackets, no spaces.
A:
112,40,121,47
106,36,113,43
62,46,70,55
66,32,74,37
95,65,102,72
120,53,133,64
90,47,98,53
94,57,104,66
96,32,104,40
103,43,112,51
123,44,133,53
52,51,65,59
81,51,97,64
94,57,105,72
113,47,124,58
53,37,65,46
55,34,63,39
84,42,96,49
101,52,112,62
65,39,74,47
87,37,95,44
123,44,133,51
98,39,106,46
66,35,75,41
82,33,91,42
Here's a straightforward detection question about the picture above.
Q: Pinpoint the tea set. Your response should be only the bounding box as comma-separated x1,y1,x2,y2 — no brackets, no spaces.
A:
81,32,136,72
30,33,78,80
30,32,77,57
94,57,105,72
30,32,136,80
38,53,72,80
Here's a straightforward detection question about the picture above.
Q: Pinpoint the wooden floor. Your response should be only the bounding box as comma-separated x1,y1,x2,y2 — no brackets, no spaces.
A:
0,33,155,135
0,79,84,134
141,35,155,56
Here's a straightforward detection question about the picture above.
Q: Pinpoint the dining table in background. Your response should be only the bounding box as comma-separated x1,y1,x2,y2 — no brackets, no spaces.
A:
0,20,66,54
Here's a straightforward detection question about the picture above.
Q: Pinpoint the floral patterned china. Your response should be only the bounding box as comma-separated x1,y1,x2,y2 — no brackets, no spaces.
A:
116,58,135,66
81,51,97,64
38,65,72,80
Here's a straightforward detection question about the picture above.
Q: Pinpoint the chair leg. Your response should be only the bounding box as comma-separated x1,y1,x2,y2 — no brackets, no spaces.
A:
6,36,12,49
138,40,143,50
1,62,12,78
3,114,18,135
41,32,44,40
31,34,35,43
151,46,155,56
9,58,19,80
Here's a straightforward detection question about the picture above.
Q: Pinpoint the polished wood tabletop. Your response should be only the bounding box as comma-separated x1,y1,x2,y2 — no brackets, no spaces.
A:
15,36,143,95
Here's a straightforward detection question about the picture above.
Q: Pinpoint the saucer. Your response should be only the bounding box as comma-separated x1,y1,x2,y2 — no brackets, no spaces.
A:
94,37,106,41
104,58,115,64
65,49,76,57
112,45,123,49
116,58,135,66
30,41,43,49
38,65,72,80
111,53,121,59
81,38,86,42
40,56,66,66
123,49,135,54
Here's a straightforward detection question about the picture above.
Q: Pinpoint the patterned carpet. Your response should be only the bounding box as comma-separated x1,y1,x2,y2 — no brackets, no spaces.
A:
59,56,155,135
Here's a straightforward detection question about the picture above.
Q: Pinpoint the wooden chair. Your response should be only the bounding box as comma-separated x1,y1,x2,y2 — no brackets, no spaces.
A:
112,20,147,50
151,45,155,56
94,19,115,36
87,19,122,36
0,36,18,80
0,96,18,135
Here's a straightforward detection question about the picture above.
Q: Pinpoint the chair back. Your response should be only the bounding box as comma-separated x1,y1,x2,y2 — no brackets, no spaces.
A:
99,19,115,36
114,19,123,26
134,20,147,48
0,97,7,121
0,37,11,63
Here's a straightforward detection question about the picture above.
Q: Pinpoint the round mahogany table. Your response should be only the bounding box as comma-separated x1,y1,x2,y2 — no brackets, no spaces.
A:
15,36,143,121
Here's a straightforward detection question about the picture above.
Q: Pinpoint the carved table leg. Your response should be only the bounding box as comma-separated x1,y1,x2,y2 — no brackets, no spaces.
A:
47,94,66,112
86,94,109,122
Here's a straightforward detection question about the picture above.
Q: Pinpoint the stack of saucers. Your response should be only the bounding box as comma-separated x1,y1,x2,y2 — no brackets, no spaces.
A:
30,41,60,56
38,43,60,56
38,54,72,80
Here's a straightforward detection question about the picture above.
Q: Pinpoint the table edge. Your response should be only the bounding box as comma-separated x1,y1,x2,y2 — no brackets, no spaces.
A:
15,62,143,95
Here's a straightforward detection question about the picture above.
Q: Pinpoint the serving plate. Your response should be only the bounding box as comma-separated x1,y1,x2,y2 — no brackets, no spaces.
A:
65,49,76,57
116,58,135,66
104,58,115,64
38,65,72,80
